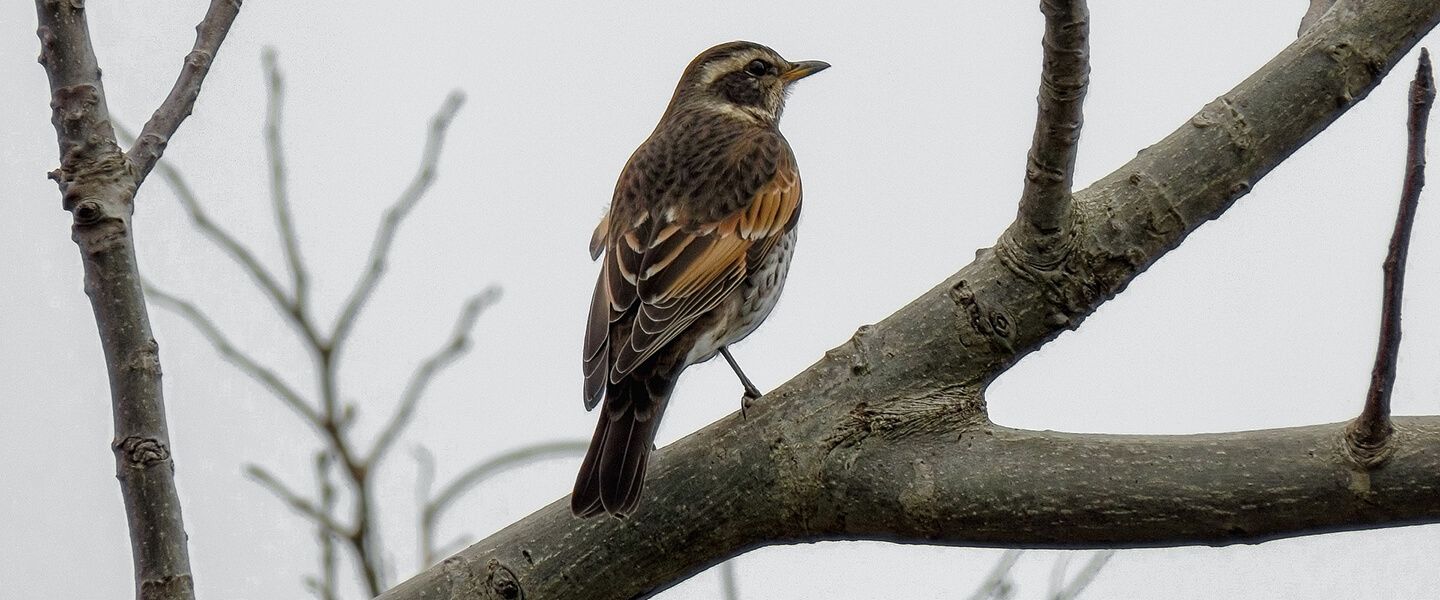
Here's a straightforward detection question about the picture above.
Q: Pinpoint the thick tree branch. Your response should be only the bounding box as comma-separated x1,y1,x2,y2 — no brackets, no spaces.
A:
1300,0,1338,37
36,1,241,598
379,1,1440,598
1347,49,1433,466
128,0,242,181
1015,0,1089,249
330,92,466,350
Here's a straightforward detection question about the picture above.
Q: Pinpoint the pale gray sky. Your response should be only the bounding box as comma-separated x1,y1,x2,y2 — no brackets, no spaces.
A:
5,1,1440,598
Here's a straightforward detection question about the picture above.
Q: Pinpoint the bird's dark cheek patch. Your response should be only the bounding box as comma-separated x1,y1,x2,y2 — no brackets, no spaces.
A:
717,72,766,107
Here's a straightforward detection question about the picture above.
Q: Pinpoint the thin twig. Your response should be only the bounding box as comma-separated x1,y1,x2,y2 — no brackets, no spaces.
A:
966,550,1024,600
1046,553,1071,599
420,441,588,565
1051,551,1114,600
367,288,500,465
145,282,320,422
1016,0,1090,240
260,48,312,314
718,561,740,600
413,447,438,565
1348,48,1434,465
247,464,351,540
313,452,339,600
129,0,243,181
121,117,327,349
148,150,329,347
329,92,466,349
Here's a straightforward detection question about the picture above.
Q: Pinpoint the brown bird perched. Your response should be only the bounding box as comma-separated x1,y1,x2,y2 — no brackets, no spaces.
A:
572,41,828,517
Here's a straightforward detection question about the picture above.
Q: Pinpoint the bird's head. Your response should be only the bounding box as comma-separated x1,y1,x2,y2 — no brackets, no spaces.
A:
666,41,829,126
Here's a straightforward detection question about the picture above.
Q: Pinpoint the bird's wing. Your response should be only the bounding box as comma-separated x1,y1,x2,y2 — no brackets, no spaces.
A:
582,131,802,410
612,146,802,380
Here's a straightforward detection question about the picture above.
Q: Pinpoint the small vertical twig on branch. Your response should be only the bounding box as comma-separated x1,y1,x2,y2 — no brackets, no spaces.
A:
718,561,740,600
367,288,502,465
261,48,312,315
129,0,244,182
307,452,340,600
965,550,1024,600
1347,48,1434,466
1050,551,1114,600
418,441,588,566
1015,0,1090,248
330,92,467,350
35,1,241,598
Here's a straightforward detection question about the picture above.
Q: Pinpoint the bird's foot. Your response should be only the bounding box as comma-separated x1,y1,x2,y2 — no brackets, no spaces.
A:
740,387,761,420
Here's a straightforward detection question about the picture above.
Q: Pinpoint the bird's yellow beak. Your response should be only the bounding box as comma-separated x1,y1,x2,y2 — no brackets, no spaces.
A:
781,60,830,83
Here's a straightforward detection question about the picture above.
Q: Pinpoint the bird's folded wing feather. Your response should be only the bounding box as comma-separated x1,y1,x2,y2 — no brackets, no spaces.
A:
582,144,801,409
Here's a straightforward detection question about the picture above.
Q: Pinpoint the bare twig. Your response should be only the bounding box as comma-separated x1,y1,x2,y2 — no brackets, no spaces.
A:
1348,48,1434,465
419,441,587,566
368,288,501,465
966,550,1023,600
330,92,466,349
311,453,340,600
718,561,740,600
122,113,326,349
145,282,319,423
143,55,485,596
247,464,351,539
1051,551,1114,600
129,0,243,181
261,48,312,315
1045,553,1071,599
148,151,329,346
1016,0,1090,242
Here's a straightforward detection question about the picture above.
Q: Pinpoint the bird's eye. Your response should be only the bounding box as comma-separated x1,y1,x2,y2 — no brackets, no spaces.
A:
744,59,770,77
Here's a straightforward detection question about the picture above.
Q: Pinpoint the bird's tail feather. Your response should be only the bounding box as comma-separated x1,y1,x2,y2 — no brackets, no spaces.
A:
571,375,672,517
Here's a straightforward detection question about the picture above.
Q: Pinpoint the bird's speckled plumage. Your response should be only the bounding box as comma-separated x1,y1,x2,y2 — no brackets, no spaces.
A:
572,41,827,517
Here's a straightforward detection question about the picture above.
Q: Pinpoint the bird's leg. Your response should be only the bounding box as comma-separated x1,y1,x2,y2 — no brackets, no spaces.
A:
720,346,763,418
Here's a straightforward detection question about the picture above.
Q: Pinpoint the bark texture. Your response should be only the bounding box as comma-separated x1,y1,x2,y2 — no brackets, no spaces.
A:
380,0,1440,597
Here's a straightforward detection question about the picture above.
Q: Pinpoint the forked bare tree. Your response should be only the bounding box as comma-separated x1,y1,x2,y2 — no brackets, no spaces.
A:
33,0,1440,599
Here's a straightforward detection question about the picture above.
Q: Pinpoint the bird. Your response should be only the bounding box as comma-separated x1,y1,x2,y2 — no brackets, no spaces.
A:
572,41,828,518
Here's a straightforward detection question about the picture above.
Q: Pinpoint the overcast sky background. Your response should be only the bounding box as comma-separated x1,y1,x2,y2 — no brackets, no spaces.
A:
5,1,1440,598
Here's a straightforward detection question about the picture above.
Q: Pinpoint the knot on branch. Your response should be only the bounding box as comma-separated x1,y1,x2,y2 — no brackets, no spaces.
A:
183,49,214,70
1190,96,1256,154
440,556,525,600
949,278,1017,352
1126,171,1190,237
115,436,171,467
1327,39,1388,105
53,136,135,215
822,386,986,455
848,324,876,375
138,574,194,600
1344,419,1396,469
126,339,163,378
